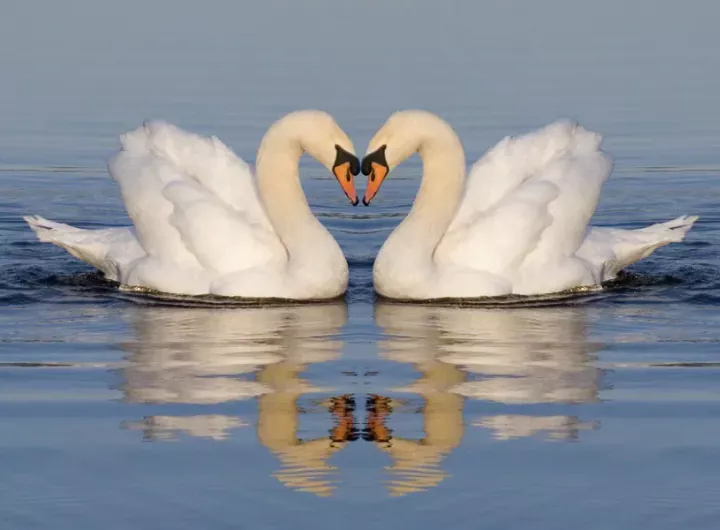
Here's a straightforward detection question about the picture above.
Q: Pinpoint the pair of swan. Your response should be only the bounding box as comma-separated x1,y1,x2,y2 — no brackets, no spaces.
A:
25,110,697,301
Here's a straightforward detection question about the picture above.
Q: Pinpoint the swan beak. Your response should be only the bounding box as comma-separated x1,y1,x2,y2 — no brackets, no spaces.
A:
333,145,360,206
361,145,388,206
333,162,359,205
362,163,388,206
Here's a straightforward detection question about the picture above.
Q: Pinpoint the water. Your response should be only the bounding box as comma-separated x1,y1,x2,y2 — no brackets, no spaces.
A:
2,0,720,527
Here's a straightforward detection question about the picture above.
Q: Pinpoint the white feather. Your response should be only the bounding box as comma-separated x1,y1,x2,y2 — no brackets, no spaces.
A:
26,113,349,299
371,112,698,299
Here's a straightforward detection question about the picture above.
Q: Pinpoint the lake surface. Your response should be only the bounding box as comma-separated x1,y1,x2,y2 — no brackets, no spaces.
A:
2,1,720,528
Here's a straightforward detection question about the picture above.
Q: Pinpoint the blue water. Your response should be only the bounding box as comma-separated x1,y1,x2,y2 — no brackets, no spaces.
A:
3,1,720,528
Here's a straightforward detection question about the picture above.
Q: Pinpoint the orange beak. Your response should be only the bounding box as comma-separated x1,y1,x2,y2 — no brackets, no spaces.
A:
332,145,360,206
333,162,358,205
362,163,388,206
361,145,389,206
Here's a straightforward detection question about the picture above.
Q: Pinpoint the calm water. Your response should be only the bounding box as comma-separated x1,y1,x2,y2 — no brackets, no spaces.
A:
2,1,720,528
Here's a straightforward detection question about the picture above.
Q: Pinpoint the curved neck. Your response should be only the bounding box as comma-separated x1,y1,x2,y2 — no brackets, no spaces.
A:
388,128,466,257
255,131,336,259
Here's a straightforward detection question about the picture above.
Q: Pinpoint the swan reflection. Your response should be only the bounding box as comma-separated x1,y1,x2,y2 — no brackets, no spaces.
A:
115,298,603,498
474,414,597,442
125,414,247,441
373,302,602,495
438,308,602,405
119,302,349,496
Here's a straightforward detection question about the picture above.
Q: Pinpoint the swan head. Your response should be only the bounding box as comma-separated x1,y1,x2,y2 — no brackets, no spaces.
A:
271,110,360,205
361,110,456,205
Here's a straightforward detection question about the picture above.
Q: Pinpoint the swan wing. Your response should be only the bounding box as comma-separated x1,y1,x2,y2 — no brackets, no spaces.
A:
108,121,285,276
439,121,611,279
436,179,560,276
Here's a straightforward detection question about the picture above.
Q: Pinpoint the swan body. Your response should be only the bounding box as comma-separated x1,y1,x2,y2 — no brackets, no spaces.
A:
26,111,359,300
362,111,697,300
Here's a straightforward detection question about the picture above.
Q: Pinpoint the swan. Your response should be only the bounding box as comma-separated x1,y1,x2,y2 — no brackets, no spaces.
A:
25,110,360,300
361,110,698,300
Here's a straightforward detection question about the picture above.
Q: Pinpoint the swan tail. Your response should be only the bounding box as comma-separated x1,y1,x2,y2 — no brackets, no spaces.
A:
580,215,699,280
25,215,82,234
24,215,142,281
638,215,698,238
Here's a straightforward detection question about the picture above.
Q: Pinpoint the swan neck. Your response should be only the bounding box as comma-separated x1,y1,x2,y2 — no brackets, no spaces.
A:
401,133,466,250
373,123,466,297
416,141,465,219
255,133,330,255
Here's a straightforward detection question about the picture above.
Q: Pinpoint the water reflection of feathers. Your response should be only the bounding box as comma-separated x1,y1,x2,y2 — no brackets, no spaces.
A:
119,303,347,404
373,303,602,495
439,307,604,405
118,300,603,498
120,302,349,496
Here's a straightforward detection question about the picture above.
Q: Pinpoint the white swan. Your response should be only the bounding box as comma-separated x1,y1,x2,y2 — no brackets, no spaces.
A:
25,111,360,300
361,111,698,300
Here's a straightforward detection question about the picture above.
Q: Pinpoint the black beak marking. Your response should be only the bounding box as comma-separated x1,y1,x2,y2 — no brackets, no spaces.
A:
361,145,388,176
333,144,360,179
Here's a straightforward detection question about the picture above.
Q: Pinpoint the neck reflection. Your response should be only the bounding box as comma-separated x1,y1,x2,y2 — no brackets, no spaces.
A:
118,302,350,496
373,302,603,495
115,299,603,498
